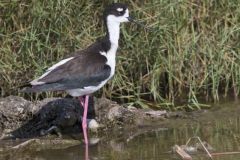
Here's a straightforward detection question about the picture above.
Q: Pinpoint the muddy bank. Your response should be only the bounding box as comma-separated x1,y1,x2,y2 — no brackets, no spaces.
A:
1,97,240,160
0,96,185,139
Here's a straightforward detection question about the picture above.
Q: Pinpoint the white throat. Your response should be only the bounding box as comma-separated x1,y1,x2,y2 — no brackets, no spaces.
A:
107,16,120,45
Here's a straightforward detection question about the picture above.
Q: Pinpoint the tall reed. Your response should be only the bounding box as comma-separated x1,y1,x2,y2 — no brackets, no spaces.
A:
1,0,240,109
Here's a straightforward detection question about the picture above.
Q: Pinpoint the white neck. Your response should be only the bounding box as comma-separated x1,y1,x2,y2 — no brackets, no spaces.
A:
107,16,120,45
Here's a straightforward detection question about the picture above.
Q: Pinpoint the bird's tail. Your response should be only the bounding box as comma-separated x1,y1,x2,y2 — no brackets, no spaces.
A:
16,83,36,93
20,83,65,93
21,85,41,93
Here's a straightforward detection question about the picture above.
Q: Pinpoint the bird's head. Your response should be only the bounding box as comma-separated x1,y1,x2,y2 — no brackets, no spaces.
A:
104,3,130,24
103,3,151,31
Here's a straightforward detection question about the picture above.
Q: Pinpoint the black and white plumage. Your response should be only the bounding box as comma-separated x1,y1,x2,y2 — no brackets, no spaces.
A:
27,38,113,96
23,3,129,96
22,3,132,145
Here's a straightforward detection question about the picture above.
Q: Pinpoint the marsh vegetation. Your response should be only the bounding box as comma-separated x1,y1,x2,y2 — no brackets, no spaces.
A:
1,0,240,109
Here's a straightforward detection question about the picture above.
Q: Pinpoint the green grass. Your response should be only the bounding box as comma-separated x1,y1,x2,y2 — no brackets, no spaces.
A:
1,0,240,109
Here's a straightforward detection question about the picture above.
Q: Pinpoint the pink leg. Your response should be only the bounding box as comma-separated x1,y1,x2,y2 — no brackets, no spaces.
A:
81,95,89,145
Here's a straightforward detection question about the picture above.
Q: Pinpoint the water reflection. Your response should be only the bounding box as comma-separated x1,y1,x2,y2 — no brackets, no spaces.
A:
2,101,240,160
85,145,89,160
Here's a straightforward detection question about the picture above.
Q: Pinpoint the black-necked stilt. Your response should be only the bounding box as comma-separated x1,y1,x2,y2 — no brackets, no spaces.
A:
22,3,139,145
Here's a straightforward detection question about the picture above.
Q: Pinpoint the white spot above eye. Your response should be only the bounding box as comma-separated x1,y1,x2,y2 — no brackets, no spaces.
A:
117,8,123,12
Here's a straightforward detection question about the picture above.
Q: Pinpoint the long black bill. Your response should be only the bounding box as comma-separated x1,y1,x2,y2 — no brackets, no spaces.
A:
127,17,153,31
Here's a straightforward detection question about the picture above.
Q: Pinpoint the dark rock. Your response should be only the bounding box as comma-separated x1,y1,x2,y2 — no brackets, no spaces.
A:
0,96,168,138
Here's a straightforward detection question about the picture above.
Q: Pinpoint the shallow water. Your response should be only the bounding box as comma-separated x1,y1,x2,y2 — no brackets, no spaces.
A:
3,100,240,160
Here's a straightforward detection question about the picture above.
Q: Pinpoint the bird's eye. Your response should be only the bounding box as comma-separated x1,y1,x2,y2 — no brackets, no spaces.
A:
118,11,124,15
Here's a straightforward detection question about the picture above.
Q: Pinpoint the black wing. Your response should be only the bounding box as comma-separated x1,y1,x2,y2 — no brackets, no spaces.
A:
23,51,111,92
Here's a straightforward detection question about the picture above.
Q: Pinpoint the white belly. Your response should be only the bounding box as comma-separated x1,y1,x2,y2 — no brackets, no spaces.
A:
66,79,109,97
